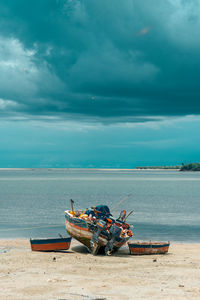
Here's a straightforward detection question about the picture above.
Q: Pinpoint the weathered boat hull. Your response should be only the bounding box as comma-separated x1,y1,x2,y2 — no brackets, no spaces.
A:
128,241,170,255
65,210,127,252
30,237,72,251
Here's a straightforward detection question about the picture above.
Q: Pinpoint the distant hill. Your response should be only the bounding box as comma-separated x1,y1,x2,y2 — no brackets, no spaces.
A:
180,163,200,171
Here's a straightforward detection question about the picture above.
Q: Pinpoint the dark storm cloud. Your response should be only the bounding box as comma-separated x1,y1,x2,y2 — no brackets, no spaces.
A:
0,0,200,122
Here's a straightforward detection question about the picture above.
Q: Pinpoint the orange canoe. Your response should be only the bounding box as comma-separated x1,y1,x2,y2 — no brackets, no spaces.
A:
30,237,72,251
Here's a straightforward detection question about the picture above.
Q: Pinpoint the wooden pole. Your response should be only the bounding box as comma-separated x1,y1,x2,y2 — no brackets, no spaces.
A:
70,199,74,215
124,210,134,222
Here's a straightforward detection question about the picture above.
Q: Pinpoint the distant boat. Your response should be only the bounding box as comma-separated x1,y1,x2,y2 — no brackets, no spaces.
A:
128,241,170,255
30,237,72,251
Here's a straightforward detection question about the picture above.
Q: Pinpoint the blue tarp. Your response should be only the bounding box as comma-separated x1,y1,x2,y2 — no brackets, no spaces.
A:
85,205,112,219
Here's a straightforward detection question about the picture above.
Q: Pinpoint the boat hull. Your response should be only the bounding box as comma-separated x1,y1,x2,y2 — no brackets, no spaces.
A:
30,237,72,251
65,211,127,252
128,241,170,255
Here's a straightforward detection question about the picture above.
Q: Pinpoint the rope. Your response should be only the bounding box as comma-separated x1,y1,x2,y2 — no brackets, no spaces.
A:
0,224,63,232
111,194,132,211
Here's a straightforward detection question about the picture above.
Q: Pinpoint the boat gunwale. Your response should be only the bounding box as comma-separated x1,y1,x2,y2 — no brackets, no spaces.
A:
30,237,72,245
128,241,170,248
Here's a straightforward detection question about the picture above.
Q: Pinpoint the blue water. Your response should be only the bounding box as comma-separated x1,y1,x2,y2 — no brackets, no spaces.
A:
0,169,200,242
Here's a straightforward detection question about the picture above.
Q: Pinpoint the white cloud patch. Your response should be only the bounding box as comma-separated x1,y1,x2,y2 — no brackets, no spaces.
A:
0,36,64,108
140,0,200,49
0,98,18,110
0,37,38,97
166,0,200,48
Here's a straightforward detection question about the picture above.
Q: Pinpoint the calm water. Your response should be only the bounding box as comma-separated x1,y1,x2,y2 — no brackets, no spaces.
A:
0,169,200,242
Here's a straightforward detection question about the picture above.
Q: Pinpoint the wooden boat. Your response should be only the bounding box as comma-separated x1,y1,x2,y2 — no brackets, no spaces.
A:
30,237,72,251
64,209,133,254
128,241,170,255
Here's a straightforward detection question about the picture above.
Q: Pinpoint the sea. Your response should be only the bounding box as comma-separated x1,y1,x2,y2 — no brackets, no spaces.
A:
0,169,200,242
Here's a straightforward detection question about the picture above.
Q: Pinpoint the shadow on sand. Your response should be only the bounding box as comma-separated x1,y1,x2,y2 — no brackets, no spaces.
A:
71,244,91,254
71,243,130,257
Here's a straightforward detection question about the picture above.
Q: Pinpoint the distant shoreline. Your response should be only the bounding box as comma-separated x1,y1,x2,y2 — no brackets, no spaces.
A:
0,168,180,171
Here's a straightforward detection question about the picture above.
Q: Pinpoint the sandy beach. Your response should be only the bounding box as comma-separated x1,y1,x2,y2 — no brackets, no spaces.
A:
0,239,200,300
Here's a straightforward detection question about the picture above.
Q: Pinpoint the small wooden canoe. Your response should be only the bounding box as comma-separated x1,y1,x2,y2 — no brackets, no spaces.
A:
128,241,170,255
30,237,72,251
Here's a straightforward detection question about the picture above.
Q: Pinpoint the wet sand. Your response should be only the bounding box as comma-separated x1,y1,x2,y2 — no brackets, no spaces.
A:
0,239,200,300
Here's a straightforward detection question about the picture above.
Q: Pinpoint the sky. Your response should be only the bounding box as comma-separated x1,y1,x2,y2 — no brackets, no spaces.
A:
0,0,200,168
